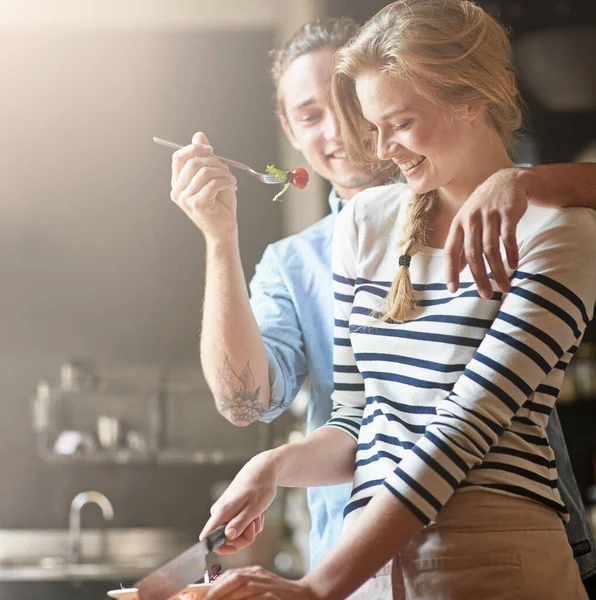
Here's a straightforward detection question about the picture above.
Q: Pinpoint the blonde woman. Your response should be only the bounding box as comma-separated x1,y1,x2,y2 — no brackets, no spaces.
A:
201,2,595,598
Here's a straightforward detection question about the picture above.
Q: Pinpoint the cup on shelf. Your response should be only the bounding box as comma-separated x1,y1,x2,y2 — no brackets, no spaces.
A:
53,431,97,455
60,359,99,392
126,430,147,453
573,342,596,400
97,415,121,450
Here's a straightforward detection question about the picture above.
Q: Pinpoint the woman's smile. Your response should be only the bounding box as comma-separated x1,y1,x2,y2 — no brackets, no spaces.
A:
396,156,426,176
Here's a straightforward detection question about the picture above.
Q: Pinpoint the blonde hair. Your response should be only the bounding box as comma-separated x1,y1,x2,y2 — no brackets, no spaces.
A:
270,18,359,118
332,0,522,322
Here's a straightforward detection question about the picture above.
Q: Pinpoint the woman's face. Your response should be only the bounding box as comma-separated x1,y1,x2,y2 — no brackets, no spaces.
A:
354,70,480,195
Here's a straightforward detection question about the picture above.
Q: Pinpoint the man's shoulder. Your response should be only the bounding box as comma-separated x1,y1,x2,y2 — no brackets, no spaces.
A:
264,182,412,259
268,212,335,255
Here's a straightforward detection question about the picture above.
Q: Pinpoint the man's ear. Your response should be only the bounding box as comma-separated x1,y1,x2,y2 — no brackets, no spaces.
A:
280,114,301,152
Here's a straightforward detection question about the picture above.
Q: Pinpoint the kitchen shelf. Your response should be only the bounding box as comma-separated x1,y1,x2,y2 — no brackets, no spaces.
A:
156,449,262,465
37,448,153,465
31,364,278,466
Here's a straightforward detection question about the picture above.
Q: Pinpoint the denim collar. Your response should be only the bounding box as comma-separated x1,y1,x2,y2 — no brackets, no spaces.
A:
329,189,348,215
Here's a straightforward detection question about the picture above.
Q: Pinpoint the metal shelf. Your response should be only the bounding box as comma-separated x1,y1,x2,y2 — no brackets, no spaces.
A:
37,448,153,465
31,365,278,466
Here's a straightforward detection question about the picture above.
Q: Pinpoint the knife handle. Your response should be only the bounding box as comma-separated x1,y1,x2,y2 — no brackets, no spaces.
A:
207,525,227,552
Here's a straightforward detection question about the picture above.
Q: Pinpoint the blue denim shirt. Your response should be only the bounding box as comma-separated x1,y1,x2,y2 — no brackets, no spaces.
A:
251,190,595,578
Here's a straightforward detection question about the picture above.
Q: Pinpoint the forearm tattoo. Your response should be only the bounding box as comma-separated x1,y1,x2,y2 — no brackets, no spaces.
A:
215,357,265,424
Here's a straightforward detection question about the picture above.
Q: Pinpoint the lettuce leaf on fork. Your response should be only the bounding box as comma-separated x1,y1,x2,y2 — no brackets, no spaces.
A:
266,165,290,202
266,164,288,183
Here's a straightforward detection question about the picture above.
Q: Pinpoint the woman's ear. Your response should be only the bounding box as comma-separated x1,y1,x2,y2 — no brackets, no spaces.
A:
463,101,487,122
279,114,301,151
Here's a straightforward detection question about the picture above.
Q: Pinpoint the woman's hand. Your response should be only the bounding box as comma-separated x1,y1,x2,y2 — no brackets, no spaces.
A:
200,451,279,552
444,167,530,298
170,132,238,242
202,566,320,600
212,513,266,555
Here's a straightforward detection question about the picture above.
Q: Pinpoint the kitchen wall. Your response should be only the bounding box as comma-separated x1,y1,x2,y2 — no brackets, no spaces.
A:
0,1,319,530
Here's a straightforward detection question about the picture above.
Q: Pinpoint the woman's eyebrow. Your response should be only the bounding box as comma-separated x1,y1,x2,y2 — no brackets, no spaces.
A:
379,105,413,120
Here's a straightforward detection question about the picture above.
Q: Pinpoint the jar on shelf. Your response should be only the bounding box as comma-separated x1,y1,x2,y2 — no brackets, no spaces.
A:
60,359,99,392
573,342,596,400
557,361,577,404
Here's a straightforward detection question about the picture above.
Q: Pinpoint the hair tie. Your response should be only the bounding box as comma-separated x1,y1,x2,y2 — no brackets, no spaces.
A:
399,254,411,268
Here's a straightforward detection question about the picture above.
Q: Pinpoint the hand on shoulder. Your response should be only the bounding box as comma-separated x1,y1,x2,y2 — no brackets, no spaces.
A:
444,167,530,298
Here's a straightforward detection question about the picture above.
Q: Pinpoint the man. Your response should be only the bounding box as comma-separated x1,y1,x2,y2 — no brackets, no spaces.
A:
170,18,596,593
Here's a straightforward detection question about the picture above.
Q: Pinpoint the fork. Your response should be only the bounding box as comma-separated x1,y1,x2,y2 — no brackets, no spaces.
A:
153,137,282,185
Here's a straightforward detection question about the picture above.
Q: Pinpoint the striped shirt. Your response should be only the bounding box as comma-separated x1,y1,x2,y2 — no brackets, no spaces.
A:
325,182,596,528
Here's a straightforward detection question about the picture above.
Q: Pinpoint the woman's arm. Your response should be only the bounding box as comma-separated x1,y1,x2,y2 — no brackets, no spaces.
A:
274,426,357,487
445,162,596,296
199,426,355,551
203,484,424,600
301,485,423,599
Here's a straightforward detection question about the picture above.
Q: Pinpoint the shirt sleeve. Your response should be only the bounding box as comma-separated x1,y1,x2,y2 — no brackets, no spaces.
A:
323,200,367,441
383,208,596,524
249,245,308,423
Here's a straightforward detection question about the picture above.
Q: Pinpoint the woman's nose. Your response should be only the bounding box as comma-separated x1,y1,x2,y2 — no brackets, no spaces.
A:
376,132,395,161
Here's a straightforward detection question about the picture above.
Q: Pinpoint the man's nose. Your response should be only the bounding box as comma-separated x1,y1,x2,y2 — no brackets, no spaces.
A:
323,111,341,140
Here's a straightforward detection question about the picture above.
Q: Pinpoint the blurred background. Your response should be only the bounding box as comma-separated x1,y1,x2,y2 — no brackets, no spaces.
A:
0,0,595,598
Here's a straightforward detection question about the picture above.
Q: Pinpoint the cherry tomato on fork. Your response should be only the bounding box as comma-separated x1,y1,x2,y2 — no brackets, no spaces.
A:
288,167,309,189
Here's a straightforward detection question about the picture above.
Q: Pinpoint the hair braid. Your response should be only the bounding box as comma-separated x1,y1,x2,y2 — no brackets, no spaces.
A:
382,191,436,323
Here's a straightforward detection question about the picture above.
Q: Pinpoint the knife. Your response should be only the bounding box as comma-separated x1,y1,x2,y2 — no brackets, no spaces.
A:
135,525,227,600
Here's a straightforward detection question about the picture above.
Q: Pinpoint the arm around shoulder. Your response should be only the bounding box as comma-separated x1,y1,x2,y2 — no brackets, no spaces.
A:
524,162,596,210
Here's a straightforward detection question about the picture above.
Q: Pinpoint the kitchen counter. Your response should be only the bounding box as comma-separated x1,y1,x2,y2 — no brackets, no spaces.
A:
0,527,194,582
0,561,151,582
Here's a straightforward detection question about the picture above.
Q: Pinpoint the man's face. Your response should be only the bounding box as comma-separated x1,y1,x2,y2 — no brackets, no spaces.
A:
278,47,385,199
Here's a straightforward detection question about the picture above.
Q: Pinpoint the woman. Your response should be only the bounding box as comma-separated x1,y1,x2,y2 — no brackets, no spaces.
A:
201,1,595,598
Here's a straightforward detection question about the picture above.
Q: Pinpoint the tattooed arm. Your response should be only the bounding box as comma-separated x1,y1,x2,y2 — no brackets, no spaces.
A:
200,236,270,426
215,357,263,424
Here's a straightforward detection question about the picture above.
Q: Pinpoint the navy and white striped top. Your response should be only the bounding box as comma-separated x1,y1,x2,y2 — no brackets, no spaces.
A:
325,182,596,528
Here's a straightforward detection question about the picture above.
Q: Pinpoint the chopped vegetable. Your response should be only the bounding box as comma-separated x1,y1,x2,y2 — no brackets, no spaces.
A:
271,182,290,202
209,563,223,580
266,165,288,184
266,164,309,201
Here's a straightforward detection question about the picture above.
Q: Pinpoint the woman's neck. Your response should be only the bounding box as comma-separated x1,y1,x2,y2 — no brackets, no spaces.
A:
426,134,514,249
437,133,514,211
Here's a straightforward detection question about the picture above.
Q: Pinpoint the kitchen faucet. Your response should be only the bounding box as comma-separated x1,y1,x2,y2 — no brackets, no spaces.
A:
67,491,114,564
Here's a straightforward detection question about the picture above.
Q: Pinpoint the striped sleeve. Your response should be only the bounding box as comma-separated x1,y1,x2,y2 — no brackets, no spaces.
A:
323,200,366,441
383,208,596,524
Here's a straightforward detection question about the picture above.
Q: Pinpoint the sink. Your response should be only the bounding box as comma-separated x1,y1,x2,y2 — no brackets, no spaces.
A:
0,528,195,581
